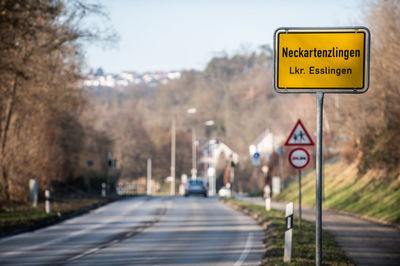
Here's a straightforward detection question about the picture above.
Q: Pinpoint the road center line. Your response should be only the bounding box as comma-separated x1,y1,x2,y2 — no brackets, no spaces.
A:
234,233,254,266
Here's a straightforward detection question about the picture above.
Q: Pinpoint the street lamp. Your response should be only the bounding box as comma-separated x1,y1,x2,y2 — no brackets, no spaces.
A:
170,108,197,194
170,117,176,195
204,120,216,195
187,108,197,179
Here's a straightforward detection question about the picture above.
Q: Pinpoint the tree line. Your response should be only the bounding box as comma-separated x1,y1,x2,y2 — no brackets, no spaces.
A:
0,0,115,205
102,0,400,190
1,1,399,204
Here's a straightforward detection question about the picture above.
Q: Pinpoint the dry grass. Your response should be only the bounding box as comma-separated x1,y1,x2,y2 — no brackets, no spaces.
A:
276,160,400,224
224,198,353,265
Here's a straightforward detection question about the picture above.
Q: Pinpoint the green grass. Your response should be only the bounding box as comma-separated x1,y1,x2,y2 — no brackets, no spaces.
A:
276,161,400,224
0,198,109,236
224,198,353,265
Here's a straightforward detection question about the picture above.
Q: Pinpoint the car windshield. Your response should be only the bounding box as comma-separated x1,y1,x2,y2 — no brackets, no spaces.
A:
188,180,203,185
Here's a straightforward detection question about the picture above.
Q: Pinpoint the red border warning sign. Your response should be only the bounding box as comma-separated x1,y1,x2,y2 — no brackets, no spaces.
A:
285,119,314,146
288,148,310,169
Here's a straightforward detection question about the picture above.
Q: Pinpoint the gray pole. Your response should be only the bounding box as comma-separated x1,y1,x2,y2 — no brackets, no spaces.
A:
316,92,324,266
171,118,176,195
230,165,234,197
147,158,152,195
322,162,325,201
107,151,112,195
298,169,302,229
254,166,259,191
279,153,284,180
194,128,196,175
191,126,196,179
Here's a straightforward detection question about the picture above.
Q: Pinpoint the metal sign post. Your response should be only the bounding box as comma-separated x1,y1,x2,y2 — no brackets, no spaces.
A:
298,169,302,229
288,147,310,230
252,152,261,191
316,92,324,265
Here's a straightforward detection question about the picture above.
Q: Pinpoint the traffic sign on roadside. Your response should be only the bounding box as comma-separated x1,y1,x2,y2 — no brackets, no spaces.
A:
252,152,261,166
288,148,310,169
285,119,314,146
274,27,370,93
273,27,371,265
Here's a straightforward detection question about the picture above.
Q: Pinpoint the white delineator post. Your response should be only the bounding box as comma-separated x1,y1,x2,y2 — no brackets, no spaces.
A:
101,182,106,198
29,179,38,207
264,185,271,211
265,197,271,211
284,202,294,263
45,190,50,214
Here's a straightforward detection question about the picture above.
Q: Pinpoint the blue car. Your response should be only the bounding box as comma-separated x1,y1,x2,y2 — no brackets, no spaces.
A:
185,179,207,197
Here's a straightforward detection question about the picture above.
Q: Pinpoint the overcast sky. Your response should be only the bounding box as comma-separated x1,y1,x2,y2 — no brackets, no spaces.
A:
84,0,365,74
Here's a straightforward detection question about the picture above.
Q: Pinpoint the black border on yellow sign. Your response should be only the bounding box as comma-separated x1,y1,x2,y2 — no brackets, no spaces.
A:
273,27,370,93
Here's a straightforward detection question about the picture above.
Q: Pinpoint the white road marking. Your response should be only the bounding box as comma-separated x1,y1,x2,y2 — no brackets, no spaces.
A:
0,199,147,257
69,247,100,261
234,233,254,266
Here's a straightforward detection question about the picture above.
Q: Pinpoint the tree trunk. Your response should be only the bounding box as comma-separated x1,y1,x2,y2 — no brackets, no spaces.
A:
0,74,18,202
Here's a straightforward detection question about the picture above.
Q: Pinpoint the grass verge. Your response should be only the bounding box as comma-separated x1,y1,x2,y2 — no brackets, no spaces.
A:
276,160,400,225
0,197,113,238
223,198,353,265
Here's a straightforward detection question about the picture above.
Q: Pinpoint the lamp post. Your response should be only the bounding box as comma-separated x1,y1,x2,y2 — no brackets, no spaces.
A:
204,120,215,194
187,108,197,179
170,117,176,195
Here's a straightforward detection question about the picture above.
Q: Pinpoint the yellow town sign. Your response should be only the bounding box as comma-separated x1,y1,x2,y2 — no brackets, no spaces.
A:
274,27,370,93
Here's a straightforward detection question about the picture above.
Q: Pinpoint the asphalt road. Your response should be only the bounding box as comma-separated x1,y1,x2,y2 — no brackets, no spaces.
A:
238,196,400,266
0,196,264,266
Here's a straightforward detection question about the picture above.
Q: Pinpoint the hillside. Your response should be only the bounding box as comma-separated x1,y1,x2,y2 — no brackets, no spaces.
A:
275,159,400,225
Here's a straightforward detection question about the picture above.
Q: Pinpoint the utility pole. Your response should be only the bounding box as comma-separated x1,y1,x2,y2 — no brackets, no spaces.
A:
191,126,197,179
171,118,176,195
277,146,284,181
187,108,197,179
107,151,112,195
147,158,152,195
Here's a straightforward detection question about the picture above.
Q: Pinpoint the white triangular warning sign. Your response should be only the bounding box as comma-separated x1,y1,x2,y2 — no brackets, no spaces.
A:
285,119,314,146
